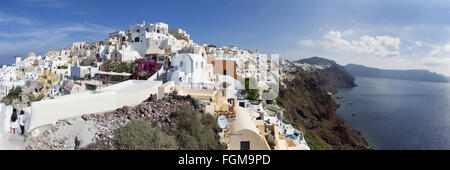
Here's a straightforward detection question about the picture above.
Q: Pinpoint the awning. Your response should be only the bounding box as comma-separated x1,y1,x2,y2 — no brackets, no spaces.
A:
95,71,131,76
145,46,165,55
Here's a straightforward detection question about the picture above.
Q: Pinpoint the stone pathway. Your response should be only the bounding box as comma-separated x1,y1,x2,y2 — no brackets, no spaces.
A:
0,134,25,150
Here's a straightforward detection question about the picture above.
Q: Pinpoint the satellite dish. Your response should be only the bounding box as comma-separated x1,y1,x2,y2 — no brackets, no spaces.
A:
217,116,228,129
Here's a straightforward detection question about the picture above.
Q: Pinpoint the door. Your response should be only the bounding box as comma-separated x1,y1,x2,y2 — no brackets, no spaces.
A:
240,141,250,150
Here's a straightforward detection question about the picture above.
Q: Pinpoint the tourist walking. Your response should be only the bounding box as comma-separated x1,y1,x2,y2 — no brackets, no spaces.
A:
10,109,19,135
74,136,80,150
18,110,26,136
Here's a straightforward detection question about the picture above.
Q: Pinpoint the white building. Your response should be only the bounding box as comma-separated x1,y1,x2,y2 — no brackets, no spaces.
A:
99,21,194,63
72,42,89,51
129,21,192,56
168,53,213,88
70,61,96,80
109,30,128,41
15,56,21,65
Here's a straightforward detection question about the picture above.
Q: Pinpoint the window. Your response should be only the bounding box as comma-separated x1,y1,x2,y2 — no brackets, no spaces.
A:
201,62,204,68
240,141,250,150
228,99,234,106
239,102,245,107
180,61,184,67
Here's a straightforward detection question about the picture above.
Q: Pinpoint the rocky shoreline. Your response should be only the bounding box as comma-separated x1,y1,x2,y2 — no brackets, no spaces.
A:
24,95,200,150
280,65,372,150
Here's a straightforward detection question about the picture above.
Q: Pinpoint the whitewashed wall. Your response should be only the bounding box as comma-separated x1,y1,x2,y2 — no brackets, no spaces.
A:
28,80,162,133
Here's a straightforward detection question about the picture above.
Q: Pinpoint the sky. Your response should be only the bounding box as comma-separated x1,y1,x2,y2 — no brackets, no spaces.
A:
1,0,450,76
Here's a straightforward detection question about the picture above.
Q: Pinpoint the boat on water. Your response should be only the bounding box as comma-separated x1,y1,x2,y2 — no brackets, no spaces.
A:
348,102,353,105
352,113,356,116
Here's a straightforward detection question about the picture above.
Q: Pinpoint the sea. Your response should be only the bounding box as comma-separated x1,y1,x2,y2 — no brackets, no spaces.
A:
336,77,450,150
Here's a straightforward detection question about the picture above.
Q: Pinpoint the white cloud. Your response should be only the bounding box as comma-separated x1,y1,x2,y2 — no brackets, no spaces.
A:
422,57,450,66
343,29,354,36
427,44,450,57
16,0,67,8
5,24,111,38
0,13,32,25
0,23,113,57
415,41,422,47
297,40,315,47
428,46,441,57
298,30,402,57
0,23,112,38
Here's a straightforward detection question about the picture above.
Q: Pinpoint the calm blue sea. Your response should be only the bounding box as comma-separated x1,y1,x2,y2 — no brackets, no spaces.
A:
336,77,450,150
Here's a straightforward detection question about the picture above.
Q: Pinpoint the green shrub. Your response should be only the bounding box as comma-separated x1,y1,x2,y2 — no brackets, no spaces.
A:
240,78,260,100
6,86,22,102
113,120,178,150
101,60,136,74
171,105,223,150
303,130,332,150
86,104,224,150
276,97,285,108
82,139,115,150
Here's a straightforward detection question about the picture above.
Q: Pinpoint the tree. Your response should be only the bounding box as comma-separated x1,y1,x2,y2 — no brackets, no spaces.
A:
101,60,152,79
240,78,260,100
7,86,22,101
171,105,223,150
3,86,23,105
113,120,178,150
102,60,132,73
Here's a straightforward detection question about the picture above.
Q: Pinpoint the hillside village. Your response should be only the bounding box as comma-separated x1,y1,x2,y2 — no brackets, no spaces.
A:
0,21,316,150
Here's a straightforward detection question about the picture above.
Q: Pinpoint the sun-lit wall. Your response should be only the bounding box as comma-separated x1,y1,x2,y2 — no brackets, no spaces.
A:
28,80,162,134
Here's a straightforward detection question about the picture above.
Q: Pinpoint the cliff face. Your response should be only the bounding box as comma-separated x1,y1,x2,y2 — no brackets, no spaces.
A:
297,57,357,93
279,59,372,150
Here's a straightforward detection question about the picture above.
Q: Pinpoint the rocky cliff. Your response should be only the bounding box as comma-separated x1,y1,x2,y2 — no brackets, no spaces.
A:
296,57,357,93
279,58,372,150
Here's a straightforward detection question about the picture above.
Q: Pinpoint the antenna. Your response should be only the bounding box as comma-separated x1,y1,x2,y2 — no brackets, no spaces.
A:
217,115,228,129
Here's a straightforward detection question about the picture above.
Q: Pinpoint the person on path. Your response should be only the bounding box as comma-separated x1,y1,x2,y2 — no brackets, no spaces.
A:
74,136,81,150
18,110,26,136
10,109,19,135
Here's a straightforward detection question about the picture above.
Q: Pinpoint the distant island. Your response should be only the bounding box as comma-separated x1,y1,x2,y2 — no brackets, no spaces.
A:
344,64,449,83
